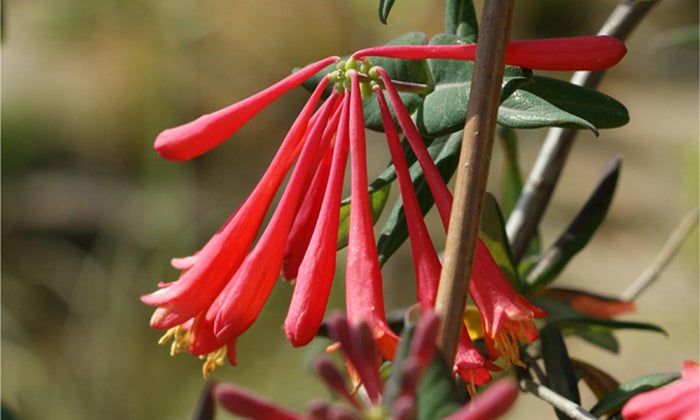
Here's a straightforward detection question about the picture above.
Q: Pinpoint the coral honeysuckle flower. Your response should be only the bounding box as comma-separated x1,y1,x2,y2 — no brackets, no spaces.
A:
353,35,626,71
283,95,350,347
469,240,547,370
144,34,621,376
373,78,498,390
154,56,339,161
621,360,700,420
344,70,400,360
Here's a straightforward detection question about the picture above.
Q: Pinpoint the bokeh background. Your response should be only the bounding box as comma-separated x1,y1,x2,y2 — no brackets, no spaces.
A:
2,1,698,419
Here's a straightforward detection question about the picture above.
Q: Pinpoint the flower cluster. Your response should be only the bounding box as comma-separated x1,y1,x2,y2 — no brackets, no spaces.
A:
142,35,625,381
210,311,520,420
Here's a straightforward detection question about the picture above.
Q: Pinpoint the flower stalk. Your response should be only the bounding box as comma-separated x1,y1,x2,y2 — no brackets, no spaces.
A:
435,0,516,367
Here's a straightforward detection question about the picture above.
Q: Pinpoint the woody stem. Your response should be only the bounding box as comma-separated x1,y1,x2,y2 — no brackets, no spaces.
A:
434,0,515,365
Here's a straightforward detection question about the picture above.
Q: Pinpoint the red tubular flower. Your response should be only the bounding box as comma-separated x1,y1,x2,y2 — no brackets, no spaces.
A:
284,92,351,347
354,35,626,71
283,102,346,281
621,361,700,420
141,77,331,330
154,56,338,161
374,84,441,310
213,92,340,342
469,239,547,369
344,70,399,360
374,67,453,227
374,77,499,389
282,144,334,281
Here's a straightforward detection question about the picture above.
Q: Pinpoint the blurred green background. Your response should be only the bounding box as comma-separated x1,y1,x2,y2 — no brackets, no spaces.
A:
2,1,698,419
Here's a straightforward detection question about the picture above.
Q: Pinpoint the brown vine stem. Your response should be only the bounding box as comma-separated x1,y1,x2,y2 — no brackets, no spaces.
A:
435,0,515,364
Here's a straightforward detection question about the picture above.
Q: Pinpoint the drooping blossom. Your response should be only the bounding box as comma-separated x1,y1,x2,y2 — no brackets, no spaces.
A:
142,34,625,377
211,311,520,420
372,73,498,389
372,64,545,378
469,240,547,370
621,360,700,420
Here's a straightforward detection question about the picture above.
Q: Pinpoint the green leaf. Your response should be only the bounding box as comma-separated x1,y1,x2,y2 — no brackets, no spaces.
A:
498,76,629,132
554,317,667,336
534,294,667,337
498,127,523,218
480,193,521,291
541,324,581,420
589,372,680,417
378,0,396,24
574,330,620,353
416,353,464,420
530,297,620,353
337,183,391,249
415,34,532,138
524,157,621,291
444,0,478,41
377,131,462,264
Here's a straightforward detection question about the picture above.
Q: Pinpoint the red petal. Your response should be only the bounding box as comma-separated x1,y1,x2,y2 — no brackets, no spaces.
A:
355,36,625,71
213,93,339,341
377,68,453,228
141,77,330,329
374,85,441,308
155,56,337,161
285,93,350,347
344,71,398,353
282,104,343,281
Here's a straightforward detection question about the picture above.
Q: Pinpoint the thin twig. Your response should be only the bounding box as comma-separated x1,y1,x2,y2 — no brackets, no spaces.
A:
505,0,659,262
621,207,699,301
518,376,598,420
435,0,515,365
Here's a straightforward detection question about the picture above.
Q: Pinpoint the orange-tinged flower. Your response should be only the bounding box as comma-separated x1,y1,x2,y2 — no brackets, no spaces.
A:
469,240,547,369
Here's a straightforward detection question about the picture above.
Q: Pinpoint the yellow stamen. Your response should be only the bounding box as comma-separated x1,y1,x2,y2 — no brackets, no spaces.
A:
200,346,227,379
158,325,190,356
466,370,477,399
494,331,526,371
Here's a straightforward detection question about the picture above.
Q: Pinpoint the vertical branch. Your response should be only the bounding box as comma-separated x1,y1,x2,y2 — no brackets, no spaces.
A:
435,0,515,364
506,0,658,262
